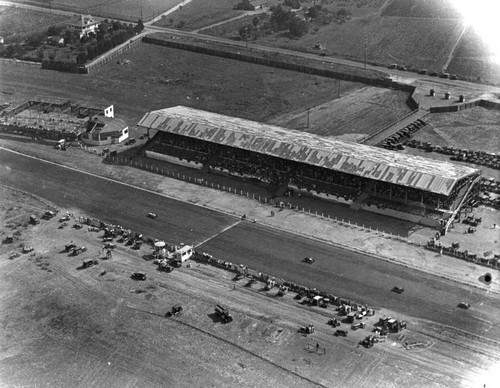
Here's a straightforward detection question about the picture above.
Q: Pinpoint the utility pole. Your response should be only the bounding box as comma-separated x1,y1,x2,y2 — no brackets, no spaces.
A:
306,108,310,129
140,0,143,21
364,36,367,71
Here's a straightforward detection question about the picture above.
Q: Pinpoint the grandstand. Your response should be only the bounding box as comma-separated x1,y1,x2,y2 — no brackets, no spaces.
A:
138,106,481,228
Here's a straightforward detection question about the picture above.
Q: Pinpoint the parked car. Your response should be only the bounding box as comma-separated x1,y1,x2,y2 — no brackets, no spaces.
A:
335,329,348,337
303,257,316,264
131,272,147,281
392,286,405,294
148,212,158,219
457,302,470,309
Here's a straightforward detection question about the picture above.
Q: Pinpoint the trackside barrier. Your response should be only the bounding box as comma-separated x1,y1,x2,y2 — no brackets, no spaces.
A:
104,154,496,267
80,212,352,306
426,240,499,269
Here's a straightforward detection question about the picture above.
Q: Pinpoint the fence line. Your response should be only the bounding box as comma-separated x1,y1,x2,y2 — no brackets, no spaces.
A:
81,37,142,74
104,155,498,269
0,58,42,68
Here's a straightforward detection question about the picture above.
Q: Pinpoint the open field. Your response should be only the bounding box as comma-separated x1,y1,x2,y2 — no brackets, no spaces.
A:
153,0,245,30
9,0,180,21
381,0,461,19
268,86,412,141
213,15,465,72
446,26,500,85
0,6,68,40
0,42,408,137
1,151,500,387
410,107,500,155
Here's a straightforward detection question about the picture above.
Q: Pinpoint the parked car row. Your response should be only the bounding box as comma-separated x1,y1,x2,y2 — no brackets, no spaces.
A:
388,64,459,79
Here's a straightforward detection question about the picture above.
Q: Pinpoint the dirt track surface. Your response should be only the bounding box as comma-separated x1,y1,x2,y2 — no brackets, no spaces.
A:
1,186,499,388
1,144,500,387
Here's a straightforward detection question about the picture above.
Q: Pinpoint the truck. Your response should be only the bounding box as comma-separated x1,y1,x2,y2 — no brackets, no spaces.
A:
81,259,98,269
345,312,356,324
351,322,366,330
215,304,233,323
166,304,183,317
277,285,288,296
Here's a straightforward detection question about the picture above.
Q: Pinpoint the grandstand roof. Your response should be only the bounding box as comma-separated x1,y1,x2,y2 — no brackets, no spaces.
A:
138,106,480,196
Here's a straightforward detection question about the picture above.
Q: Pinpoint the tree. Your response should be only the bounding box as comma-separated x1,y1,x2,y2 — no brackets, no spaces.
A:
37,48,45,62
64,29,75,45
252,17,260,28
135,19,144,33
288,17,308,37
283,0,300,9
76,49,88,64
87,44,97,60
47,24,65,36
238,24,252,42
26,32,47,47
269,5,293,31
307,6,319,19
234,0,254,10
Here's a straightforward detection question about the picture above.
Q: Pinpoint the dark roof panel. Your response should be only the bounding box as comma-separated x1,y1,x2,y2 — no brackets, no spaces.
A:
138,106,480,196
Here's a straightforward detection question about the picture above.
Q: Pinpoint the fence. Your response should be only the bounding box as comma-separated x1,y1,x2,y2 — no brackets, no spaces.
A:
80,37,143,74
426,241,499,269
106,154,427,245
142,35,417,93
429,98,500,113
0,58,42,68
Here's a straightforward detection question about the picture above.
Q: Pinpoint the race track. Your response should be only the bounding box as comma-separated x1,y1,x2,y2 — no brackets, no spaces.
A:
1,149,499,341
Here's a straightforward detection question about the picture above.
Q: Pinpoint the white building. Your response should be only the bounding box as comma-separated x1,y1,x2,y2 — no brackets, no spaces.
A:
65,14,99,38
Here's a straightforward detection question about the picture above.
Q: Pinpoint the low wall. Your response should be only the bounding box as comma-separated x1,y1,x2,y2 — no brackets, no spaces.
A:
430,99,500,113
80,37,142,74
360,203,441,228
146,150,203,170
0,58,42,68
143,35,416,93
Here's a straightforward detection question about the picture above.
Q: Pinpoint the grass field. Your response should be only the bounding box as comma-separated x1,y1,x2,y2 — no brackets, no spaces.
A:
216,15,466,72
10,0,180,21
446,26,500,85
0,6,68,40
410,106,500,155
0,42,373,127
153,0,244,30
269,86,412,141
381,0,461,18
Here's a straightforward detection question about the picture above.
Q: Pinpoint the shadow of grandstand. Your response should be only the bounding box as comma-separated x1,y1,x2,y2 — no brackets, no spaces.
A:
273,192,422,237
106,152,426,238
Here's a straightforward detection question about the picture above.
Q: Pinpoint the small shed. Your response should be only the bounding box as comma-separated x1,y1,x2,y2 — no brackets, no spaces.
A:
173,245,194,263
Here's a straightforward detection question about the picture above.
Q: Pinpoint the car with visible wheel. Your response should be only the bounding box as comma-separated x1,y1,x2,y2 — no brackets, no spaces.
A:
131,272,147,281
392,286,405,294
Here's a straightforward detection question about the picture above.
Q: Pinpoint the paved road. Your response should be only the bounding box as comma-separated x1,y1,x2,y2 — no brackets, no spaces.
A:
1,148,500,342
